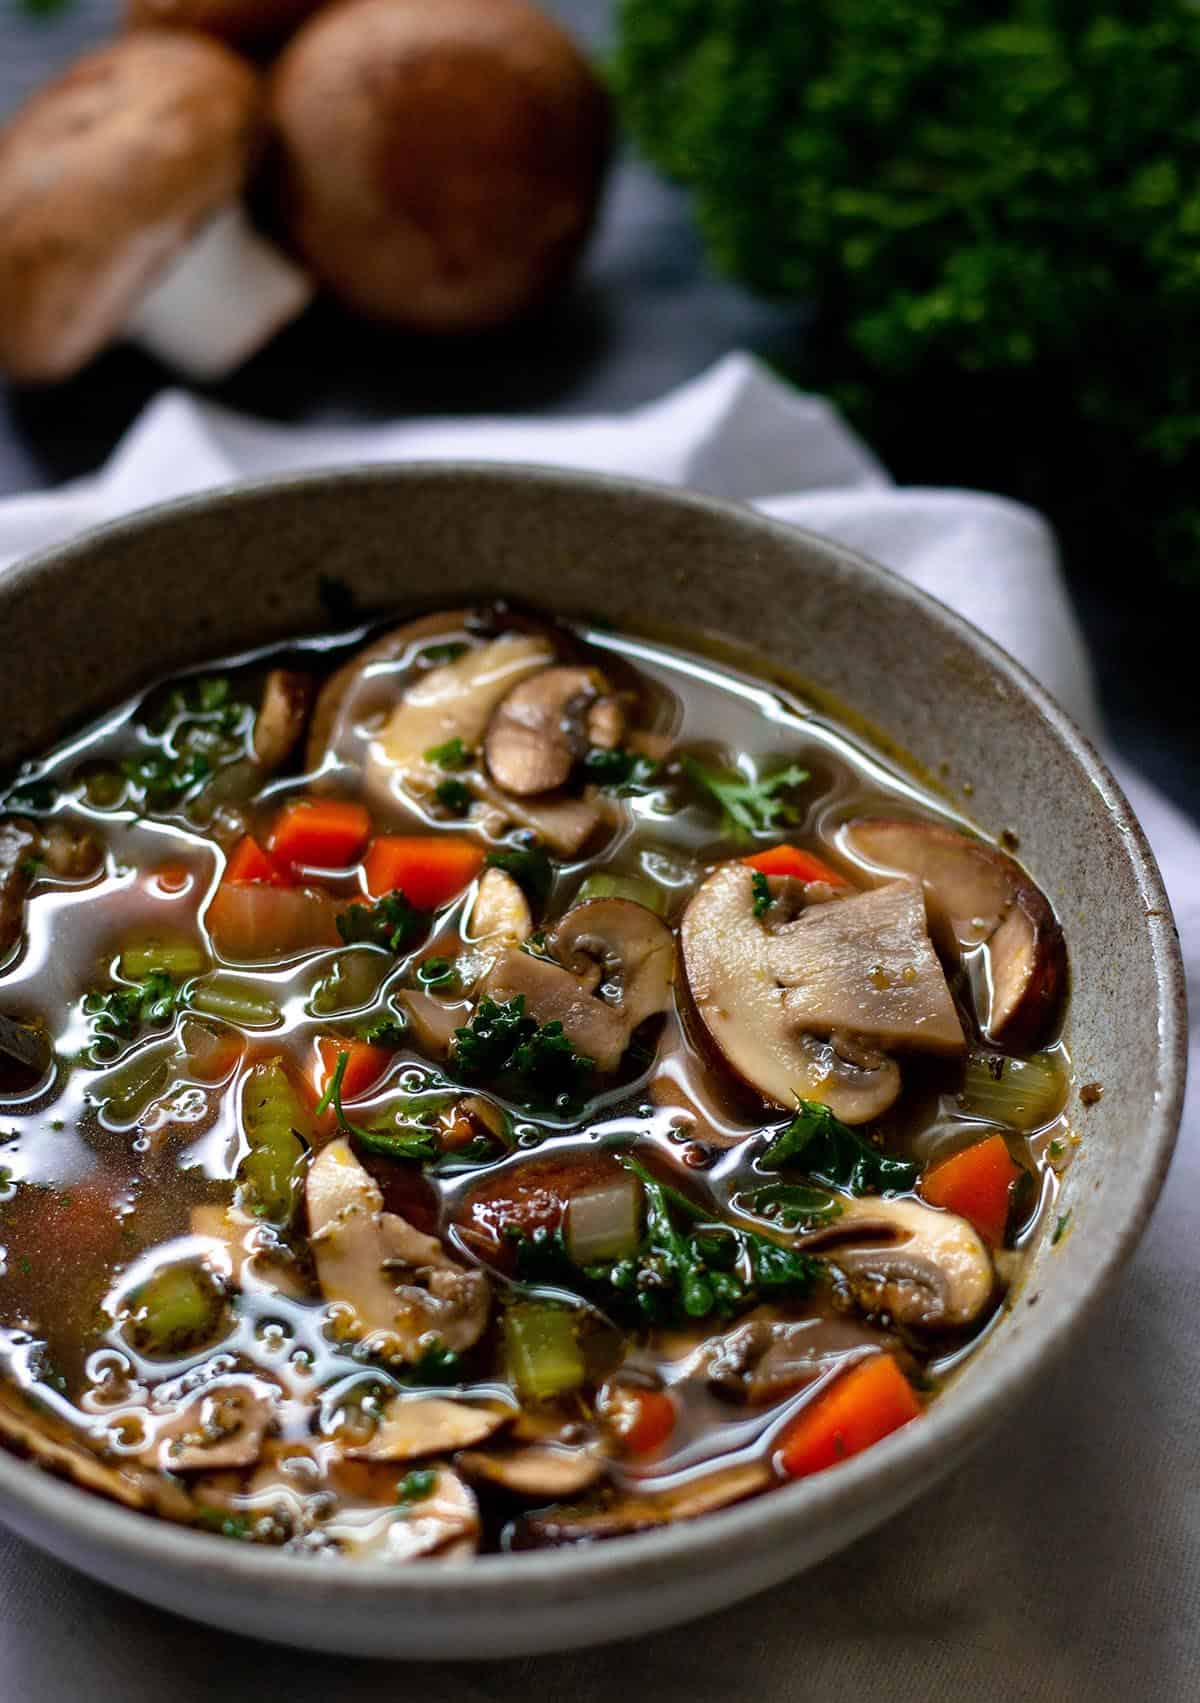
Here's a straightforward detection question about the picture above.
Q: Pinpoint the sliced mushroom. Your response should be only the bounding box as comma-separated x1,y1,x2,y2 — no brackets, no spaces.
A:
482,948,630,1074
393,988,470,1061
704,1308,901,1405
475,779,607,858
0,1384,191,1519
347,1396,512,1462
457,1440,607,1499
190,1204,310,1299
841,819,1066,1047
382,1464,480,1563
142,1376,276,1474
485,665,620,796
252,668,313,772
550,898,675,1038
511,1460,770,1547
306,1139,491,1361
799,1196,994,1330
681,865,963,1123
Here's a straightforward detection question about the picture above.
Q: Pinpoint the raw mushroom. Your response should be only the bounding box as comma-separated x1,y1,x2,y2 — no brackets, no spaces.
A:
483,899,674,1074
841,819,1066,1047
268,0,610,333
0,35,312,384
511,1461,771,1547
347,1396,512,1463
142,1375,276,1474
799,1197,995,1330
252,669,313,772
681,865,963,1123
306,1139,491,1361
485,666,622,796
126,0,325,52
456,1441,607,1499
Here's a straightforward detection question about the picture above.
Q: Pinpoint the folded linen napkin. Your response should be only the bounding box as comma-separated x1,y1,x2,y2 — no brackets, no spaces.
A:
0,354,1194,1702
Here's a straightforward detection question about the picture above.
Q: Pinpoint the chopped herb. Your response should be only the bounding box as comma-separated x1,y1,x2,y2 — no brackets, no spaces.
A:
351,1123,440,1163
430,1135,499,1175
1048,1138,1065,1159
513,1155,820,1327
751,870,771,917
1052,1210,1072,1246
762,1100,918,1195
84,971,185,1061
581,747,661,794
195,1507,253,1541
434,778,473,815
396,1469,437,1504
681,756,809,837
18,1257,31,1276
419,642,469,666
121,749,213,812
425,737,472,770
416,956,459,992
733,1181,844,1231
17,856,44,883
336,892,426,954
356,1014,407,1048
453,996,594,1111
409,1343,462,1383
484,843,553,909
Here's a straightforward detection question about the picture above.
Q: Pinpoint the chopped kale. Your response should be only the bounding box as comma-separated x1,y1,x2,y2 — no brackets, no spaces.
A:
434,778,473,815
396,1469,437,1504
121,750,212,811
681,756,809,837
425,737,472,770
409,1343,462,1383
355,1013,408,1049
416,956,459,992
336,892,426,953
484,843,553,910
734,1181,844,1231
581,747,661,794
453,996,593,1110
84,971,185,1061
315,1050,434,1158
751,870,771,917
762,1100,918,1195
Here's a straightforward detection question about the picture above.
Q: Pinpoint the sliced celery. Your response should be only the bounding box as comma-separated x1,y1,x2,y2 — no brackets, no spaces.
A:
97,1049,170,1121
504,1302,586,1401
125,1262,225,1358
573,872,666,915
239,1058,312,1225
959,1051,1066,1133
190,978,282,1029
121,936,206,981
307,949,388,1018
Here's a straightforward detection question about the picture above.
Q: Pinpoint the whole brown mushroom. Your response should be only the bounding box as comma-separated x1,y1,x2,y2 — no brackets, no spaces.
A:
0,34,314,383
267,0,611,332
126,0,327,54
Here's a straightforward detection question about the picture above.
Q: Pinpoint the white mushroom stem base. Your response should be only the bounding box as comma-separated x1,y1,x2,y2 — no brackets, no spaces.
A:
124,203,314,382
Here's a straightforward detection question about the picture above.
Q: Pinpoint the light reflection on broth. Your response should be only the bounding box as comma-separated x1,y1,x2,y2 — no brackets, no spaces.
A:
0,602,1071,1558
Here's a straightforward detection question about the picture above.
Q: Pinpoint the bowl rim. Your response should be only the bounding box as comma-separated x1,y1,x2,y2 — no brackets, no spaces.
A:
0,461,1186,1604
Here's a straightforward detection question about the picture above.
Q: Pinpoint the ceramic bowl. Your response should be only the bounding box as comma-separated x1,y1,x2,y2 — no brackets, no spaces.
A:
0,466,1185,1658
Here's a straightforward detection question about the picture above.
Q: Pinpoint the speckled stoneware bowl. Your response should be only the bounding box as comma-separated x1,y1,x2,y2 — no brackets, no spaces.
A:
0,466,1185,1658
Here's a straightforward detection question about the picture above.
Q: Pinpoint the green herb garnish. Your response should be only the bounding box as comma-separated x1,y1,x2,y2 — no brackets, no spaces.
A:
396,1469,437,1504
733,1181,844,1231
336,892,426,953
356,1014,408,1048
425,737,472,770
83,971,185,1061
434,778,472,815
681,756,808,837
763,1100,918,1195
315,1050,434,1160
751,870,771,917
453,995,593,1110
1052,1210,1072,1246
581,747,661,793
484,844,553,909
416,956,459,992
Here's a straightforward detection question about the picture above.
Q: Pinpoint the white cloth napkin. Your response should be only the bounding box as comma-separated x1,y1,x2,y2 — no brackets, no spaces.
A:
0,354,1194,1701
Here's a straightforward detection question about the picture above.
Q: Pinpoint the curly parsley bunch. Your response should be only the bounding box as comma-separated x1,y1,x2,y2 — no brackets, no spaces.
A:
614,0,1200,577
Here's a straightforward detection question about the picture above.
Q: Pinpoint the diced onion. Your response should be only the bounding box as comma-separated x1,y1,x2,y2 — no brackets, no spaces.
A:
959,1051,1066,1132
565,1176,643,1264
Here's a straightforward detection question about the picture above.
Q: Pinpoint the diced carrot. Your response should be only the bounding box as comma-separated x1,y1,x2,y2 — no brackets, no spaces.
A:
224,835,292,887
777,1354,921,1480
268,799,371,872
362,835,484,910
599,1383,676,1456
315,1038,390,1104
743,845,847,885
920,1133,1024,1247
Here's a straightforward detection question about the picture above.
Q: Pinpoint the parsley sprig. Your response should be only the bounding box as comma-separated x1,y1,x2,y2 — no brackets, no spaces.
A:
681,756,809,837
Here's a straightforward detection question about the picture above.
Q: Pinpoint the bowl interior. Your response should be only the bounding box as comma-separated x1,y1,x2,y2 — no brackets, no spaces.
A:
0,466,1184,1654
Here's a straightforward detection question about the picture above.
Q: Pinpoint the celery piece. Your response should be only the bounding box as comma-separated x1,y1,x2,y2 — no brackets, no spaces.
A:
239,1059,312,1225
959,1051,1066,1133
307,949,388,1018
121,936,206,981
125,1262,225,1358
572,872,666,915
504,1302,586,1401
97,1049,170,1122
190,979,282,1029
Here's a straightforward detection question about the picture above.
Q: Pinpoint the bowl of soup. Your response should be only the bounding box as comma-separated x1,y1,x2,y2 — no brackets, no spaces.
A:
0,466,1184,1657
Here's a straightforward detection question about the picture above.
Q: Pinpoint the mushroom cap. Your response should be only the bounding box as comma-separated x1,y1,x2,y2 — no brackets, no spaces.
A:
267,0,610,331
126,0,326,53
0,33,262,383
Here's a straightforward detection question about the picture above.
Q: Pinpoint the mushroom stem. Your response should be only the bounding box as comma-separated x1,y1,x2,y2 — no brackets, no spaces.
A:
123,202,313,380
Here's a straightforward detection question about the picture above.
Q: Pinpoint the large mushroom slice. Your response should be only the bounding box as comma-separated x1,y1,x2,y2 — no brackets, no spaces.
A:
481,897,675,1074
347,1396,512,1463
511,1461,771,1548
251,669,313,773
456,1440,608,1499
306,1139,491,1362
799,1197,995,1330
485,665,622,796
141,1375,277,1475
0,1384,192,1520
681,865,963,1123
704,1308,903,1405
841,819,1066,1047
0,35,312,384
